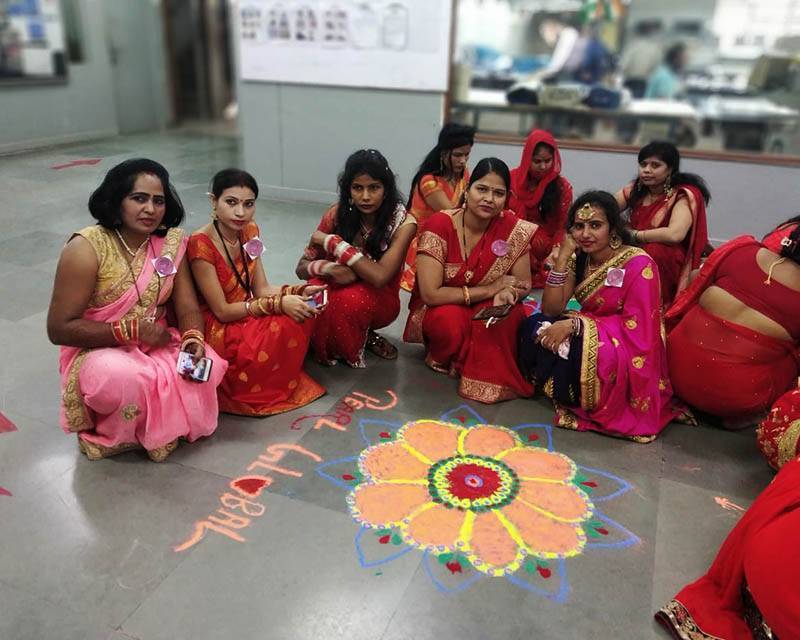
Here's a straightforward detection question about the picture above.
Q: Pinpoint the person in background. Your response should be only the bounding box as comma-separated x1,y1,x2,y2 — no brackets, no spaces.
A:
645,42,687,100
297,149,415,368
404,157,535,404
518,191,682,443
188,169,325,417
656,457,800,640
47,159,226,461
620,20,663,98
400,123,474,292
508,129,573,287
665,217,800,425
615,141,710,306
536,12,581,82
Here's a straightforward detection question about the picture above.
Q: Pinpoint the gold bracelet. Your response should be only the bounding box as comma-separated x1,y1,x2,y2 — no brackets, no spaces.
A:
462,286,471,306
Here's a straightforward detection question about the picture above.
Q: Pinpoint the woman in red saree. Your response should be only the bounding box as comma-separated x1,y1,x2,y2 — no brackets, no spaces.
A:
757,382,800,471
518,191,683,442
189,169,325,417
403,157,535,403
615,141,710,306
508,129,574,287
297,149,416,368
47,159,226,461
664,223,800,423
656,456,800,639
400,123,475,292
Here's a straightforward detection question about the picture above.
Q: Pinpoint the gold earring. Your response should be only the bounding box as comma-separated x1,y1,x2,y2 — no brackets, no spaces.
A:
609,234,621,250
211,209,217,220
664,174,674,198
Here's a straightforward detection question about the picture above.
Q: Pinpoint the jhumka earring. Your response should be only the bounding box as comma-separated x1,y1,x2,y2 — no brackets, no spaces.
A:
211,208,218,221
609,233,622,250
577,202,594,221
664,173,674,198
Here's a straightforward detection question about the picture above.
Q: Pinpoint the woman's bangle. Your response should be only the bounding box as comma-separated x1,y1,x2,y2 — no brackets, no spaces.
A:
571,316,582,337
462,286,471,306
546,270,569,287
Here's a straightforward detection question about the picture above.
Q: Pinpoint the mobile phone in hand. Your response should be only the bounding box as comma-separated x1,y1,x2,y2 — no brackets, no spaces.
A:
472,303,513,321
307,288,328,309
177,351,213,382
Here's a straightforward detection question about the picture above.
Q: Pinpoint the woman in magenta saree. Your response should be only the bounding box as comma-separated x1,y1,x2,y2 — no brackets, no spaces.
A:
403,157,535,404
518,191,683,442
48,160,226,461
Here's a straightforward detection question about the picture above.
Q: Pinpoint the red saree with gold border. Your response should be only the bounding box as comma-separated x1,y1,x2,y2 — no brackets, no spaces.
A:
403,210,535,404
187,222,324,416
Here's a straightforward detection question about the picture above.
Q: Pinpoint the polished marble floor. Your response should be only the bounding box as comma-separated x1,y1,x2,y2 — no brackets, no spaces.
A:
0,132,775,640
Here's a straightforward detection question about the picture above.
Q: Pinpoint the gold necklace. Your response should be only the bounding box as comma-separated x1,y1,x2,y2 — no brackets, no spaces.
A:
115,229,149,257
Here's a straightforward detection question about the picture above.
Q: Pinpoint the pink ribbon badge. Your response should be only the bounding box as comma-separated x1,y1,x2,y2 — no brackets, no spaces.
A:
152,256,177,277
244,237,265,260
605,267,625,288
491,240,509,257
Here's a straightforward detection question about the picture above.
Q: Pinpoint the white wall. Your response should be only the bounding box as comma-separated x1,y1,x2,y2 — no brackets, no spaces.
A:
474,140,800,244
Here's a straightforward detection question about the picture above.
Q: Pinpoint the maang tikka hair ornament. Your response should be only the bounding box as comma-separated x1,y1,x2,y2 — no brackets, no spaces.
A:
577,202,595,221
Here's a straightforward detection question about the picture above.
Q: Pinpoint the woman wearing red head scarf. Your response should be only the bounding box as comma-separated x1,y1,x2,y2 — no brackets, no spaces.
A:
508,130,574,288
656,456,800,640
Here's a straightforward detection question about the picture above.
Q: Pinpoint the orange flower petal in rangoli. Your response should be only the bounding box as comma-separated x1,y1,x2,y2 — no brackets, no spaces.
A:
347,421,596,578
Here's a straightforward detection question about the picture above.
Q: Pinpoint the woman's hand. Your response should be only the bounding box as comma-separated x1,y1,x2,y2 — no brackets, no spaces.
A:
181,339,206,362
492,275,529,297
310,231,328,247
326,265,358,286
559,234,579,260
536,319,574,353
544,244,560,270
493,287,517,306
138,321,171,348
303,284,327,296
282,294,317,322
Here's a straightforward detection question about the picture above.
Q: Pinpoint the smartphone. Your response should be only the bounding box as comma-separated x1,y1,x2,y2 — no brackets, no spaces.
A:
307,289,328,309
472,303,513,321
177,351,213,382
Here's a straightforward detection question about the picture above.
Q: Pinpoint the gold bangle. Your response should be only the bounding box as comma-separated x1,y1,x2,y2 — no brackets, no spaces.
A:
462,286,471,306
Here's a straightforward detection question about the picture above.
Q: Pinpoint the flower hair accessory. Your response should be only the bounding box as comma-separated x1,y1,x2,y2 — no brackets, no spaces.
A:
243,237,265,259
491,239,509,257
152,256,177,277
781,236,793,248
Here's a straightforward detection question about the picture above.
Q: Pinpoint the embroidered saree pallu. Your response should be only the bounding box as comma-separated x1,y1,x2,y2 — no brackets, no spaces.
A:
400,172,469,292
59,226,226,461
403,210,535,404
188,222,324,417
519,248,682,441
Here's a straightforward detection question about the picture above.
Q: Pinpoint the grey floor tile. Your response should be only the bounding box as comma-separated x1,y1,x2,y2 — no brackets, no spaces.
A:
122,494,422,640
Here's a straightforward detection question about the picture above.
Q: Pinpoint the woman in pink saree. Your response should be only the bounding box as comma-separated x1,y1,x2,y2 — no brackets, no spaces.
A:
518,191,684,442
47,159,226,461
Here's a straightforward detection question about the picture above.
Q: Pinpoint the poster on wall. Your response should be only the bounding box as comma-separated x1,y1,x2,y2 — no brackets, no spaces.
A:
238,1,453,92
0,0,66,82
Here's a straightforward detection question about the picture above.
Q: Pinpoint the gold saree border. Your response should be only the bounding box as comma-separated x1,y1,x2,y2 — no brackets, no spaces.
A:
778,419,800,469
478,217,536,287
656,600,725,640
578,316,600,412
459,377,518,404
63,351,92,432
574,247,647,304
405,304,427,344
417,230,447,264
124,227,183,320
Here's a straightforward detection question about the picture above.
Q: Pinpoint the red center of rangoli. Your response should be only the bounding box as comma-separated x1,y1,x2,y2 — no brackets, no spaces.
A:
446,463,502,500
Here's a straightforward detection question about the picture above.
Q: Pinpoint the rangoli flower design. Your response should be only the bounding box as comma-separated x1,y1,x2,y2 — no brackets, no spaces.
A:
316,405,639,600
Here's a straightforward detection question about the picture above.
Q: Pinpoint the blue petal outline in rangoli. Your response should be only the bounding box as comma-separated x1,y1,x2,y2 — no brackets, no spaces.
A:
314,404,641,600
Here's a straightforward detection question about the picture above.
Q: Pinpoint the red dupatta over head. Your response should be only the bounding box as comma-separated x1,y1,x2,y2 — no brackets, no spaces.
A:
509,129,562,218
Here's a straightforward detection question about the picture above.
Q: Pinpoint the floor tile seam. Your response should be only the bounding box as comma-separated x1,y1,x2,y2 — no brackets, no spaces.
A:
376,557,427,640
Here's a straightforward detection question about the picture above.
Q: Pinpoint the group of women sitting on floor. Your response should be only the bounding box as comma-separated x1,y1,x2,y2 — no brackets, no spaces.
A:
45,126,800,473
43,126,800,640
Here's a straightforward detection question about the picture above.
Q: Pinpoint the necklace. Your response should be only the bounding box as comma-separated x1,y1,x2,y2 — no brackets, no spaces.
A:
116,236,161,322
214,220,252,297
115,229,149,257
460,209,489,283
764,257,787,285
